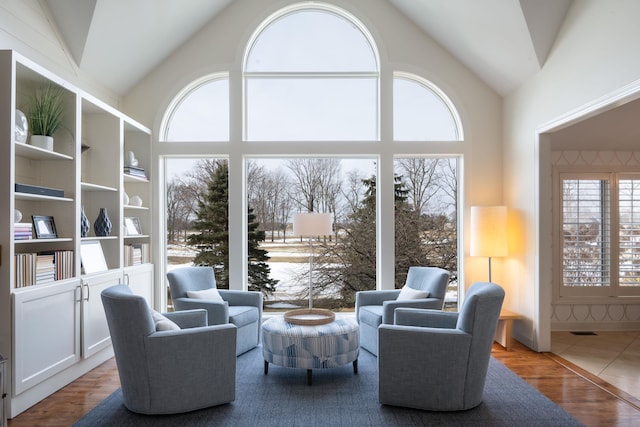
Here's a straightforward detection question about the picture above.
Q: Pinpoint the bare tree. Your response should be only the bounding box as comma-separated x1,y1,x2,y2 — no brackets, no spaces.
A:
166,177,198,243
395,158,440,213
287,158,341,213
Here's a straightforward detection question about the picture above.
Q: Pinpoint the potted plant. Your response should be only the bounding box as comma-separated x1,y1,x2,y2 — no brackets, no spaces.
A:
28,84,64,151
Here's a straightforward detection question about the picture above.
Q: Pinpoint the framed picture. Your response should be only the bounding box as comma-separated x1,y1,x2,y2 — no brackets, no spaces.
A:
32,215,57,239
80,241,108,274
124,217,142,236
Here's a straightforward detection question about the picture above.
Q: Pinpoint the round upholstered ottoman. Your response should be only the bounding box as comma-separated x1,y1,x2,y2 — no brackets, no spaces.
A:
262,316,359,385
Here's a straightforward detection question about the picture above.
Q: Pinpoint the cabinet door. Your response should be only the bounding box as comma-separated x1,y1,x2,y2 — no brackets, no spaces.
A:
123,264,153,306
13,280,81,395
81,270,121,358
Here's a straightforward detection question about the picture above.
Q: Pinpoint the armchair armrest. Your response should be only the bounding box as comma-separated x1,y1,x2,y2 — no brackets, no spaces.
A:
173,298,229,325
218,290,263,308
356,290,401,307
355,290,400,321
163,309,207,329
381,298,444,324
393,308,459,328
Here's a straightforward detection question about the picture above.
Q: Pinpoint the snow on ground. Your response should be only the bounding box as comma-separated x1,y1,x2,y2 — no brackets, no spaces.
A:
167,244,458,304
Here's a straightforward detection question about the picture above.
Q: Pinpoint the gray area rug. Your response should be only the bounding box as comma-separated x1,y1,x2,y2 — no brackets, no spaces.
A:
74,346,584,426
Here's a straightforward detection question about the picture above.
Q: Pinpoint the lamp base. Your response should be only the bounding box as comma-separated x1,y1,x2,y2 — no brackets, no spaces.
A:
284,308,335,325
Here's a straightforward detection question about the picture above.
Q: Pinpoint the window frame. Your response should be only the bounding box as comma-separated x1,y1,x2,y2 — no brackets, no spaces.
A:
554,167,640,300
155,3,467,306
242,3,380,142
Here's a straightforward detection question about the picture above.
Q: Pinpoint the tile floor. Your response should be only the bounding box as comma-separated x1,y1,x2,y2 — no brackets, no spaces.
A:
551,330,640,400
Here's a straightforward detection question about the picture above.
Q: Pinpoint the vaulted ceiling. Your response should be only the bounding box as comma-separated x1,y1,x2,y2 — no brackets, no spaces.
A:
44,0,572,96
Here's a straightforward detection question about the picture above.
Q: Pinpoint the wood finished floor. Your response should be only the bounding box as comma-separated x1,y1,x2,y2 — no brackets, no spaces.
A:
7,341,640,427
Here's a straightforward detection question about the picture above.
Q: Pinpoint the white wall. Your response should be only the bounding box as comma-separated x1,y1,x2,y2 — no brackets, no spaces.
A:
504,0,640,350
0,0,119,106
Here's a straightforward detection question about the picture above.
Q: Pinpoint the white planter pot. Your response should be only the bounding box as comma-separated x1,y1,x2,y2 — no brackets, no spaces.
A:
30,135,54,151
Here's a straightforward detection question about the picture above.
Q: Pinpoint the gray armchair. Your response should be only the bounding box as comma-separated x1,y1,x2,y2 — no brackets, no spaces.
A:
101,284,237,415
378,281,505,411
355,266,449,355
167,266,262,355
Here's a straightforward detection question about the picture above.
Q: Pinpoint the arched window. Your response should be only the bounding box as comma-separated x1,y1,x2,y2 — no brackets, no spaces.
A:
161,74,229,142
393,72,462,141
157,2,464,312
244,5,379,141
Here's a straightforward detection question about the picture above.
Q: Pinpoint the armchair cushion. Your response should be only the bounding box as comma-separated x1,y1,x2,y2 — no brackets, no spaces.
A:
397,285,429,300
187,287,224,302
152,310,180,331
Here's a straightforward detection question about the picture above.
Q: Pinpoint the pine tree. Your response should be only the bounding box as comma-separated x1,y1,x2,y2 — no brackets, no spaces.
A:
188,160,277,294
248,206,278,293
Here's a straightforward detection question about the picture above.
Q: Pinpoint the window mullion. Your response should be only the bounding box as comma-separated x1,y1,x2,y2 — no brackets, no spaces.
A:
610,173,619,295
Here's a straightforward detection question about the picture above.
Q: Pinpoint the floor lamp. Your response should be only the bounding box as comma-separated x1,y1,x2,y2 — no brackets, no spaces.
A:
285,212,334,325
470,206,508,283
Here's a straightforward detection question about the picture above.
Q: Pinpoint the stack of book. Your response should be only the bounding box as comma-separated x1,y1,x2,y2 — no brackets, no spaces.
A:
54,250,74,281
14,253,35,287
14,250,74,287
35,252,56,285
124,243,150,266
124,166,147,179
14,223,33,240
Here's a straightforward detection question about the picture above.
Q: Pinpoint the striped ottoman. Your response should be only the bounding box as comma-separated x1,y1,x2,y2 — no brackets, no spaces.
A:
262,316,359,385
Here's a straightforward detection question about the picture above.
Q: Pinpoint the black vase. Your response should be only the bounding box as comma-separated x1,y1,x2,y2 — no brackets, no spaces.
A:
94,208,112,236
80,206,90,237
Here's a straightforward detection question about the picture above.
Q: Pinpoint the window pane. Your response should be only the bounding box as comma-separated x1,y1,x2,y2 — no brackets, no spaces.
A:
246,78,377,141
246,10,377,72
164,79,229,142
619,177,640,287
562,179,610,287
393,77,459,141
165,158,230,299
247,158,377,311
394,157,458,309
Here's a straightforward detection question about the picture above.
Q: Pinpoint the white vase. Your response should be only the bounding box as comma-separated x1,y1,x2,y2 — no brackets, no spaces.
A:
123,191,130,205
126,151,138,167
30,135,54,151
130,195,143,207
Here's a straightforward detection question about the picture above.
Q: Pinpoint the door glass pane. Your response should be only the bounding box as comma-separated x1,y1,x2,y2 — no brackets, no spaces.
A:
562,178,610,287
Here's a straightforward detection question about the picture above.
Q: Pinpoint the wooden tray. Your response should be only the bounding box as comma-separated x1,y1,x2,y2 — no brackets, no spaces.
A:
284,308,336,325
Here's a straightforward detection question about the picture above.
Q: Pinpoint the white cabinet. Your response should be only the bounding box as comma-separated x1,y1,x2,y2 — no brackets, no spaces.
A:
12,281,81,395
124,264,154,306
0,50,154,418
81,271,122,358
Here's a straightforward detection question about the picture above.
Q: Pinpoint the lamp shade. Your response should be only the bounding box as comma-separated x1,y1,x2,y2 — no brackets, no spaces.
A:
470,206,508,257
293,213,333,236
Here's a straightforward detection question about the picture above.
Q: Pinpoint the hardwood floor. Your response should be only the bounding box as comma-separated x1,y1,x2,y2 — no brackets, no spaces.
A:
7,341,640,427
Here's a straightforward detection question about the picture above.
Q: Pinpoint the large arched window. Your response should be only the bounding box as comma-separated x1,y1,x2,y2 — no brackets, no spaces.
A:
243,4,379,141
157,2,465,312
